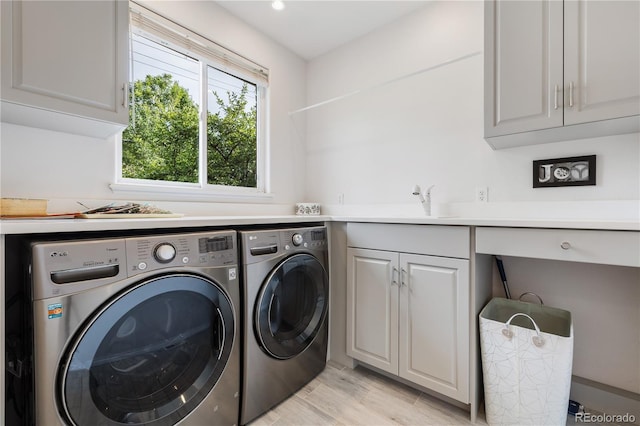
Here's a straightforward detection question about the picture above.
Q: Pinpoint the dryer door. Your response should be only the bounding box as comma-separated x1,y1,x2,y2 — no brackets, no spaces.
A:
59,274,235,426
255,253,328,359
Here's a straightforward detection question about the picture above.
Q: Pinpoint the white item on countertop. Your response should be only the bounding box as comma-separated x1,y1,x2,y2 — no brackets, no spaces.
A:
295,203,321,215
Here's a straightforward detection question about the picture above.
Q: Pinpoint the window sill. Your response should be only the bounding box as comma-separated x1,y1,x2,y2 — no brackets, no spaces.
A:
110,182,274,203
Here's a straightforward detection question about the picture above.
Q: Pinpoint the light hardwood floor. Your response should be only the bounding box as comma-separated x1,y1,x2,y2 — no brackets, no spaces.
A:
249,362,485,426
248,362,616,426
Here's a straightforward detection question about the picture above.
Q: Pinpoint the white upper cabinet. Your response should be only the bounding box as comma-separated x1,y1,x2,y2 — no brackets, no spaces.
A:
0,0,129,138
485,0,640,149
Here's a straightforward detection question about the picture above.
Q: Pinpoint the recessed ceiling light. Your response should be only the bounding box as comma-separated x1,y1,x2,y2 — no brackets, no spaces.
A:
271,0,285,11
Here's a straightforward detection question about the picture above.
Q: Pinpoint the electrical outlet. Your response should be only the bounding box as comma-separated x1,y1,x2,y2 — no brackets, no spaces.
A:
476,187,489,203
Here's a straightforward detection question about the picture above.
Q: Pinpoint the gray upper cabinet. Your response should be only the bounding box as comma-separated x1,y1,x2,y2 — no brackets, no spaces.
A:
485,0,564,138
485,0,640,149
0,0,129,138
563,1,640,126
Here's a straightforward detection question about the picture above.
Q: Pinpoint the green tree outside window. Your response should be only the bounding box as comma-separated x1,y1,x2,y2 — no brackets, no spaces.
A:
122,74,258,188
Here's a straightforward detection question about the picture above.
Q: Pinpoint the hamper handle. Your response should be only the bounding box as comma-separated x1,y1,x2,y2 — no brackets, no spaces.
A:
518,292,544,305
501,313,545,347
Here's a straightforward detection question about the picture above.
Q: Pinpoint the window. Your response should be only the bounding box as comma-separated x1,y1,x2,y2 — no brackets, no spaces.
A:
115,3,269,199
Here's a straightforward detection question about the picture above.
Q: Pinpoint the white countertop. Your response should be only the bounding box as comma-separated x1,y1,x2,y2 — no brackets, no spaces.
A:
0,215,330,235
331,215,639,231
0,213,637,235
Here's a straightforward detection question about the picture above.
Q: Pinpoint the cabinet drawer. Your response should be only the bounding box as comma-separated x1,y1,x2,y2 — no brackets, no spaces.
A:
476,227,640,267
347,223,470,259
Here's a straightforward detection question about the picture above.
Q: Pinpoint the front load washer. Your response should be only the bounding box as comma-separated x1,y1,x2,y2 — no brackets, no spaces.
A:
239,226,329,425
30,230,240,426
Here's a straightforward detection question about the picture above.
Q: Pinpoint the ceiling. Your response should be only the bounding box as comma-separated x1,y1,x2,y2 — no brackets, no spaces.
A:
214,1,430,60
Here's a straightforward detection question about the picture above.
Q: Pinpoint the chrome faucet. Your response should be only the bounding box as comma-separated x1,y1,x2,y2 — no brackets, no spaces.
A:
412,184,435,216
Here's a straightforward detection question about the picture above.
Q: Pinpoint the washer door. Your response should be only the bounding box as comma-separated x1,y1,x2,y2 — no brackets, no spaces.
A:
60,274,235,426
255,253,328,359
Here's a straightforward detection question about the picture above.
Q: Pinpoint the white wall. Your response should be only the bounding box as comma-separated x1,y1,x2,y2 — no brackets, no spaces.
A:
3,0,638,214
304,1,640,212
304,0,640,397
0,0,307,213
492,257,640,394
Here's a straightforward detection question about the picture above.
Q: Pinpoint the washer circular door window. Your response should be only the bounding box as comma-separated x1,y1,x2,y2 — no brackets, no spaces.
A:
59,274,235,426
255,253,328,359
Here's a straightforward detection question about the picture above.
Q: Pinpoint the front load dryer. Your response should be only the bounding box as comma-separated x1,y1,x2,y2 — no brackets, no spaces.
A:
29,230,240,425
239,226,329,425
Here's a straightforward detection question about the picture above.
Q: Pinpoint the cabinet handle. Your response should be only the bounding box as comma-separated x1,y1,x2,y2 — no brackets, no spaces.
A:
392,267,398,286
560,241,571,250
554,84,559,110
400,268,407,287
122,84,126,108
569,81,574,108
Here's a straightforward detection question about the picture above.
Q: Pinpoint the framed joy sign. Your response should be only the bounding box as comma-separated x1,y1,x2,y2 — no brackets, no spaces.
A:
533,155,596,188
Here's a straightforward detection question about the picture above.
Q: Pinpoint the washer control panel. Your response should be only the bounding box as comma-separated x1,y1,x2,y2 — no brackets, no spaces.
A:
154,243,177,263
292,233,304,246
126,231,236,277
31,231,237,300
31,239,129,300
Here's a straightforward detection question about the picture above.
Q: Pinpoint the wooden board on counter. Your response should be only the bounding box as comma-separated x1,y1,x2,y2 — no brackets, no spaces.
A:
75,213,184,219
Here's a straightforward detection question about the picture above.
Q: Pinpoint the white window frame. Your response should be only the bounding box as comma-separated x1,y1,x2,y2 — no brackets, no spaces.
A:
111,2,271,202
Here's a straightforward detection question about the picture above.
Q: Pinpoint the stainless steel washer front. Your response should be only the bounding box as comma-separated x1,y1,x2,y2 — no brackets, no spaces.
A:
240,226,329,425
30,231,240,426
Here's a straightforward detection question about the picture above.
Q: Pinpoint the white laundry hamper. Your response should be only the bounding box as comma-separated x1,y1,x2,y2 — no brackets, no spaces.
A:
479,298,573,426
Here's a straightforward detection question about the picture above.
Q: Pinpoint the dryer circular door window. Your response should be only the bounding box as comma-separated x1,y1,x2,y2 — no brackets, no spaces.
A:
59,274,235,426
255,253,328,359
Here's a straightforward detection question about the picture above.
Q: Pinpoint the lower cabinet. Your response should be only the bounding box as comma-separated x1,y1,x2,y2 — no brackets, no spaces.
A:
346,246,470,403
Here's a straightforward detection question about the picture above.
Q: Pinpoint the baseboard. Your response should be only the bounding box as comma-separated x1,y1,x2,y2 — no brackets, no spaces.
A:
570,376,639,425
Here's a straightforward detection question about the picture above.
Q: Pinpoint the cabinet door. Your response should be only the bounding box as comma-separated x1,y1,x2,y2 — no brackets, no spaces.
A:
484,0,564,137
0,0,129,137
564,0,640,125
398,253,469,403
346,248,398,374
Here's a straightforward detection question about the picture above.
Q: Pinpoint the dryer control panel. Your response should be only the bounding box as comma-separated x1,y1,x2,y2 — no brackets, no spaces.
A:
242,226,327,265
126,231,237,277
281,227,327,251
